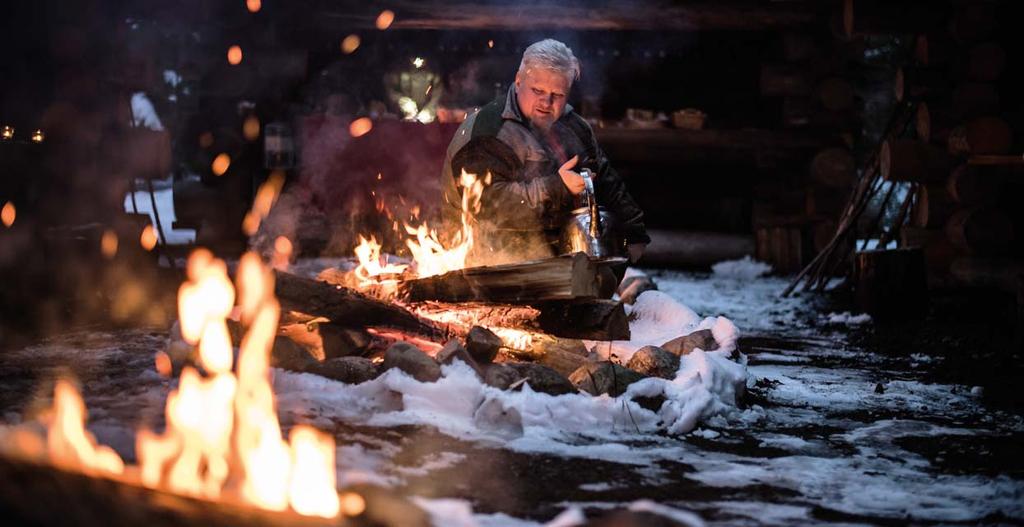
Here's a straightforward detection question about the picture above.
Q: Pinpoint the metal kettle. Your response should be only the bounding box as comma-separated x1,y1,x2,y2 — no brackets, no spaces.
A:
558,168,624,258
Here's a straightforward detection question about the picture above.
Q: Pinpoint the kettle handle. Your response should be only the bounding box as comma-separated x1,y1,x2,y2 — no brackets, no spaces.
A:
579,168,601,236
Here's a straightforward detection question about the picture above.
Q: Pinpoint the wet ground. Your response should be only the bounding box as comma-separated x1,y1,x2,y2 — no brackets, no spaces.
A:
0,269,1021,526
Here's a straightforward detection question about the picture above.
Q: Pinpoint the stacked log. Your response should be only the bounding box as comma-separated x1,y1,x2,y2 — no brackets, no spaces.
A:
896,7,1019,282
756,30,862,273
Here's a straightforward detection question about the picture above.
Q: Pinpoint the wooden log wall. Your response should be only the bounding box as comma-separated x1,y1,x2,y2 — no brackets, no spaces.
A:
754,28,863,273
891,3,1022,284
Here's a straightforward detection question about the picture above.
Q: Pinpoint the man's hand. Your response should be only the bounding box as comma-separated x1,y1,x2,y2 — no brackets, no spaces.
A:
627,243,647,263
558,155,585,195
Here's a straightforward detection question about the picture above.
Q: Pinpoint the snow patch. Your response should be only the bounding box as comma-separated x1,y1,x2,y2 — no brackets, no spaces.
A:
825,311,873,325
711,256,772,280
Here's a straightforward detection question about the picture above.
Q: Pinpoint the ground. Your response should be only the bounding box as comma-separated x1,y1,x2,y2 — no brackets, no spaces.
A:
0,266,1021,526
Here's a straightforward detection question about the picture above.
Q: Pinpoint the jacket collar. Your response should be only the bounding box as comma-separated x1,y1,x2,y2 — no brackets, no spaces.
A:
501,85,574,124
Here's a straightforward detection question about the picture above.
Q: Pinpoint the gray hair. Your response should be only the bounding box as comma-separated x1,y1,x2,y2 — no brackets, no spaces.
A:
518,39,580,82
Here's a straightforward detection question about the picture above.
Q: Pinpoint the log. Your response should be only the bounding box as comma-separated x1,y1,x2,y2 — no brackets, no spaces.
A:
760,63,813,97
497,334,590,377
950,3,997,44
781,97,861,131
273,270,446,339
881,139,952,183
412,299,630,341
911,184,957,228
0,455,424,527
853,248,928,321
535,299,630,341
809,147,856,188
955,42,1006,82
400,253,608,304
951,82,1000,122
805,186,850,218
948,117,1013,156
841,0,948,38
945,207,1015,255
642,229,755,269
818,77,855,111
946,163,1002,206
755,224,807,275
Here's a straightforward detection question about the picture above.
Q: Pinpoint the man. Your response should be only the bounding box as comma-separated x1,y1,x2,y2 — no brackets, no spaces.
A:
440,39,649,266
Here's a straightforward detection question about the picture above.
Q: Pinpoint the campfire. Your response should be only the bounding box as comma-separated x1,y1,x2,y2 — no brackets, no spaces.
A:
1,250,363,520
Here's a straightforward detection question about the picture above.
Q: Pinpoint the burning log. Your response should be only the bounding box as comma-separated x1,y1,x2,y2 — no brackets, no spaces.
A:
412,299,630,341
400,253,614,304
0,455,425,527
273,270,447,340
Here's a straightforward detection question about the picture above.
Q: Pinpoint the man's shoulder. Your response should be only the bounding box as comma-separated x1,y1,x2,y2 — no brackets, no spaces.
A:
560,110,596,141
466,98,507,140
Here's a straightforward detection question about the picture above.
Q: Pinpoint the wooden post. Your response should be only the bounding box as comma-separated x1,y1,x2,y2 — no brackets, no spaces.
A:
854,248,929,321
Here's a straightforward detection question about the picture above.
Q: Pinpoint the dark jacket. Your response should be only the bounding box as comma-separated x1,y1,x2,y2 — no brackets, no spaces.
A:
441,87,649,262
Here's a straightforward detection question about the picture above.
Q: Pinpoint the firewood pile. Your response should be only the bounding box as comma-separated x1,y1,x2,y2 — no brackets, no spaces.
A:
161,254,718,400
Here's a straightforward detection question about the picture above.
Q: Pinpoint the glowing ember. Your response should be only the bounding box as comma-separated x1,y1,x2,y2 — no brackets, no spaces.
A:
246,0,261,13
273,236,292,270
488,39,494,49
227,45,243,65
47,379,125,476
1,201,14,227
212,153,231,176
349,117,373,138
404,169,489,278
243,115,260,141
375,10,395,30
242,171,285,235
341,34,360,54
140,225,158,251
100,229,118,258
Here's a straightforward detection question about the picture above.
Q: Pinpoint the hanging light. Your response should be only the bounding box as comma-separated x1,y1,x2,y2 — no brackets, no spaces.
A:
31,129,44,143
1,125,13,140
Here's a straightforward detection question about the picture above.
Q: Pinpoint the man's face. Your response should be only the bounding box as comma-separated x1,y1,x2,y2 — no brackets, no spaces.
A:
515,67,572,130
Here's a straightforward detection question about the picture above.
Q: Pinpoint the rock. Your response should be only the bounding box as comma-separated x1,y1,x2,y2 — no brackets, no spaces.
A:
465,326,502,364
661,329,719,356
569,362,646,397
435,339,482,376
626,346,680,379
381,342,441,382
618,275,658,305
319,325,371,359
270,336,320,372
472,397,524,438
484,363,575,396
307,357,378,384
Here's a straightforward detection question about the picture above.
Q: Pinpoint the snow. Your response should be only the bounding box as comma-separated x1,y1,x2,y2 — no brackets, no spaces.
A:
1,268,1022,525
130,92,164,130
824,311,872,325
711,256,772,280
588,290,740,364
124,185,196,245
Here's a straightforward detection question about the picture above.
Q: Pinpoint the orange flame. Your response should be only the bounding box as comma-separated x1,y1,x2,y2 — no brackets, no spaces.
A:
353,235,408,288
349,118,373,138
404,169,489,278
341,34,360,54
47,379,125,476
140,225,158,251
138,250,342,517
